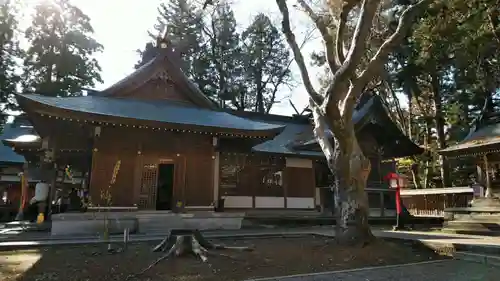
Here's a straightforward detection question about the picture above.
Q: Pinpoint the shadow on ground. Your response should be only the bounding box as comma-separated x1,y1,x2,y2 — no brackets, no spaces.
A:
0,235,448,281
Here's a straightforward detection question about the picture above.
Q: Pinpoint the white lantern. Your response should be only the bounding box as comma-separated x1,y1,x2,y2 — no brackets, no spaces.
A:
389,178,398,189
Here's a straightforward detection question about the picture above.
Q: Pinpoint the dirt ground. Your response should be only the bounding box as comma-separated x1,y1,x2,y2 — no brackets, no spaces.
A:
0,235,446,281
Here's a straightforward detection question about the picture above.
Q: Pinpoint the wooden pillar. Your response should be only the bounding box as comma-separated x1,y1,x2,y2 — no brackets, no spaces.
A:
377,150,383,183
40,145,58,221
15,162,29,221
476,162,484,184
213,151,220,204
380,191,385,217
85,136,95,192
47,162,58,221
484,154,493,198
88,126,101,196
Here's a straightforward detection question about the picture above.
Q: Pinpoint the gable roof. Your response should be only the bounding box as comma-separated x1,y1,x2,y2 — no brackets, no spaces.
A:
97,45,218,110
439,110,500,155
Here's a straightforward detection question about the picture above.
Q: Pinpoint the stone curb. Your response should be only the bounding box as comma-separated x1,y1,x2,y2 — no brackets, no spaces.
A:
420,240,500,257
453,251,500,267
244,260,452,281
0,231,314,251
0,226,326,242
2,227,500,261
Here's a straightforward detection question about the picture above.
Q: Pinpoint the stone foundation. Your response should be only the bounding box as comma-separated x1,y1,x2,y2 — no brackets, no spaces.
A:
50,211,245,236
443,198,500,236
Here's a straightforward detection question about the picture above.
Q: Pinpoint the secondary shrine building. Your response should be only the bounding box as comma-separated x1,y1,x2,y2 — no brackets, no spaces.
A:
3,43,423,212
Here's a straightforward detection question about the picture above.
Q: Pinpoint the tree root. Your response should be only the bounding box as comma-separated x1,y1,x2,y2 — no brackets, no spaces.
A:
126,229,253,280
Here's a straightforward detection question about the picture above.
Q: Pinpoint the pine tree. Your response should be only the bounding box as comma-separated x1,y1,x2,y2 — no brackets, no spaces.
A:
241,14,291,113
23,0,103,97
0,0,22,112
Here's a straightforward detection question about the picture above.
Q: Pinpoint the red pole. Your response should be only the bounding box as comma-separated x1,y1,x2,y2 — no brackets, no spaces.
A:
394,178,403,230
395,183,401,215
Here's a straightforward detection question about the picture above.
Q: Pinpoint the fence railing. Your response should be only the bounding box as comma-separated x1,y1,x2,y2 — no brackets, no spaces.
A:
407,208,444,217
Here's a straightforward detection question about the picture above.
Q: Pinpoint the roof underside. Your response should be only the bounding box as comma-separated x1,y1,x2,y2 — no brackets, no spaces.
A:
17,94,284,134
0,121,33,165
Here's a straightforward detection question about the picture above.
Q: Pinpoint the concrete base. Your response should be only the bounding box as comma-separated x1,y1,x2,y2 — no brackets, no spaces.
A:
136,211,244,234
443,197,500,236
50,211,245,236
51,212,139,236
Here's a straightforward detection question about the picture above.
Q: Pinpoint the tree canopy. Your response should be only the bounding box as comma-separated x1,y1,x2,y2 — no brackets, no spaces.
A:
137,0,294,112
0,0,22,113
22,0,103,97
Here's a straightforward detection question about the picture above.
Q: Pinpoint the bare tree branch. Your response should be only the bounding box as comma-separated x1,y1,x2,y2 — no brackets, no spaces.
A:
322,0,381,110
297,0,340,71
263,27,315,113
202,0,214,9
331,0,358,65
343,0,430,121
276,0,324,106
487,7,500,44
356,0,430,89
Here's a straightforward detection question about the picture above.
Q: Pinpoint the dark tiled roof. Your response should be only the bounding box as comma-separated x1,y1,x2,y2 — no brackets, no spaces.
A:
252,121,324,158
17,94,284,133
439,101,500,155
440,122,500,154
0,121,32,164
251,95,423,159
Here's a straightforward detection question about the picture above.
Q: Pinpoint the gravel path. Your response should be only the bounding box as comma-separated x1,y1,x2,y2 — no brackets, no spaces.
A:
248,260,500,281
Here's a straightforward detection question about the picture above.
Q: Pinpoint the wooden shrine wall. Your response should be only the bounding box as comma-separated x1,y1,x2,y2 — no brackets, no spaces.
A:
89,128,137,207
284,158,316,209
219,153,316,209
89,127,215,208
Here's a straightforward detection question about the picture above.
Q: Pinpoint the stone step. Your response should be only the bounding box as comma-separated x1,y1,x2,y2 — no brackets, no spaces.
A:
454,251,500,267
452,213,500,221
443,220,500,236
445,220,500,230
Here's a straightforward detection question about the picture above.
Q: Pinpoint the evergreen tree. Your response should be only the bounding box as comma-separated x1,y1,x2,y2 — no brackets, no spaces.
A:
138,0,206,70
203,1,244,107
23,0,103,97
139,1,293,112
383,0,500,188
0,0,22,112
137,0,211,97
240,14,291,113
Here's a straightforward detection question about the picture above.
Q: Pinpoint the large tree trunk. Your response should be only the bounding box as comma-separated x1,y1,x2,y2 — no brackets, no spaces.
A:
423,117,433,189
274,0,429,245
335,137,373,244
410,163,422,189
312,108,374,245
430,72,450,188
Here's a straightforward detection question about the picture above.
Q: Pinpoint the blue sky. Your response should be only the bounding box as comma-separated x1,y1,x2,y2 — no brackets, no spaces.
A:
59,0,324,116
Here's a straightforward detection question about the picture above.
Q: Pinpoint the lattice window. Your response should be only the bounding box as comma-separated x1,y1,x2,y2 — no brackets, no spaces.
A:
140,163,158,208
138,197,148,209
